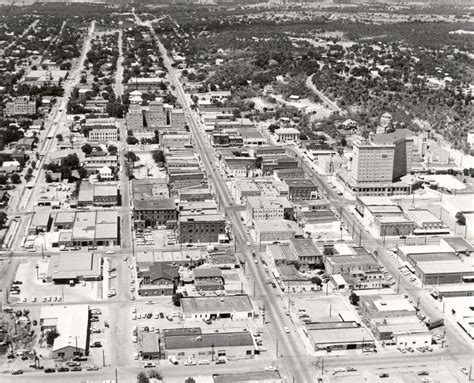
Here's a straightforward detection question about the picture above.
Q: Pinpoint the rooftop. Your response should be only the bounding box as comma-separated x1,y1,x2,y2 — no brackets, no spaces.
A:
47,252,101,280
164,331,254,350
181,295,253,315
246,196,292,210
284,178,316,188
417,260,474,275
308,326,373,345
213,371,282,383
254,219,302,234
134,197,176,211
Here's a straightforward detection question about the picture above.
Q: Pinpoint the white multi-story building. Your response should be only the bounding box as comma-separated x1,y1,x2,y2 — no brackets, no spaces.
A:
126,104,144,131
170,108,186,130
246,196,293,221
275,127,300,143
351,137,395,183
5,97,36,117
89,128,118,143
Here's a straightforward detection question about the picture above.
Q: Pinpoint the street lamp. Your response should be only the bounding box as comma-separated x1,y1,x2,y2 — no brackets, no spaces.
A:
35,264,39,280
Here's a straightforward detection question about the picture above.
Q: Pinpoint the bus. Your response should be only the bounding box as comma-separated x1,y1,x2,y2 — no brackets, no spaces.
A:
46,125,56,139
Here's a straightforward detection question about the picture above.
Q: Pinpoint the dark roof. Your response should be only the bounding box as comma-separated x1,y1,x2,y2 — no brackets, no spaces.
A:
134,197,176,211
194,267,223,279
139,263,178,281
284,178,316,188
213,371,282,383
443,237,474,253
164,331,253,350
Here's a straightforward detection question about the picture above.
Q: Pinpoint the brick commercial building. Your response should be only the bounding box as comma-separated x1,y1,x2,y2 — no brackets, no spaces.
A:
284,178,318,201
178,212,226,244
133,197,177,229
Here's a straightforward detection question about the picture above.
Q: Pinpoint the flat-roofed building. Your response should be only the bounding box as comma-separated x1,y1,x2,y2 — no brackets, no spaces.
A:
133,197,177,229
254,219,303,243
246,196,293,221
178,212,226,244
47,252,102,284
29,212,52,235
5,96,36,116
133,178,169,199
126,104,144,131
163,329,255,360
371,316,431,348
181,295,254,320
170,108,186,130
324,254,379,275
415,260,474,285
88,128,117,142
213,371,283,383
289,238,322,267
160,132,191,150
53,211,76,230
405,209,444,230
305,321,375,352
433,283,474,299
360,295,416,322
274,167,305,180
275,127,300,143
126,77,163,92
284,178,318,201
78,183,118,207
141,332,160,359
40,305,89,359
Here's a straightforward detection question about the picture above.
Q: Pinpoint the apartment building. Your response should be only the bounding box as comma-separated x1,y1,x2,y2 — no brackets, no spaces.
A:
351,137,395,184
170,109,186,130
145,100,168,128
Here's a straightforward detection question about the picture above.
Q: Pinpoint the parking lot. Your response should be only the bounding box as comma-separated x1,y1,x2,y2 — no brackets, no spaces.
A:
9,259,101,304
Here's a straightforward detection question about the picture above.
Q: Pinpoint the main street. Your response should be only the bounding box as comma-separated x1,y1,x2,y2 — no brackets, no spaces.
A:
135,15,316,383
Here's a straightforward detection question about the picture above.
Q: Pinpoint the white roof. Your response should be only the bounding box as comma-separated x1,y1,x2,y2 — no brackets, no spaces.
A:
41,305,89,352
276,128,300,135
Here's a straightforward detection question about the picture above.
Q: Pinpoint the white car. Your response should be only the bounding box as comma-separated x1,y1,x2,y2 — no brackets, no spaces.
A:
184,360,196,366
132,307,136,313
246,241,250,246
122,256,127,261
283,326,290,333
265,366,277,371
198,359,210,365
134,353,139,360
106,250,114,254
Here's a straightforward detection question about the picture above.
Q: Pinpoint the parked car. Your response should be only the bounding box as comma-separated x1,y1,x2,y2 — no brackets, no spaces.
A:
144,362,156,368
71,366,82,372
58,367,70,372
90,341,102,348
12,370,23,375
44,368,56,373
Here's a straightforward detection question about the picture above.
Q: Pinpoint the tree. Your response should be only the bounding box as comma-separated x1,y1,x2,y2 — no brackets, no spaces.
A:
299,132,308,140
339,137,347,147
137,372,149,383
107,145,118,155
127,136,139,145
255,156,263,169
125,152,140,163
45,173,53,183
81,143,93,155
151,150,166,165
10,173,21,184
268,124,279,133
56,134,63,142
0,175,8,185
185,378,196,383
0,211,7,227
310,276,322,286
455,212,466,226
46,328,60,346
172,292,183,307
148,370,162,379
349,291,360,306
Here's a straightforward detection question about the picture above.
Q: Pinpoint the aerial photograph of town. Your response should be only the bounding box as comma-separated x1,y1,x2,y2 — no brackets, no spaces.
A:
0,0,472,382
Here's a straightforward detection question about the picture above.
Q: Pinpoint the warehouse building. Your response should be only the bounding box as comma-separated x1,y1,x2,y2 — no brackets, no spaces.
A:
305,321,375,352
46,252,102,284
181,295,254,320
254,219,303,243
40,305,89,359
163,328,255,360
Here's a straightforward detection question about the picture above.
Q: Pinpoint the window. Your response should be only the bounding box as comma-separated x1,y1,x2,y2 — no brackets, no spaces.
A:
178,352,185,356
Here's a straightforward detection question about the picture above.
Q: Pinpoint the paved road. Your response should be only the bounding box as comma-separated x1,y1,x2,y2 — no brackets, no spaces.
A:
306,73,346,115
136,15,316,383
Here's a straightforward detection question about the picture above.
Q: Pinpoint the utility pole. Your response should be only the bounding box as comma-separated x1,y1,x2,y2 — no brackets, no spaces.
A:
276,338,279,359
262,303,265,325
253,280,256,300
358,228,362,247
115,368,118,383
321,357,324,375
396,275,401,294
102,348,105,367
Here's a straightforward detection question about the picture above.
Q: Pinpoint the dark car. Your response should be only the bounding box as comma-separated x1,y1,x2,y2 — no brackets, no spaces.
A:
271,282,276,288
215,359,226,364
379,373,389,378
87,366,100,371
12,370,23,375
58,367,70,372
44,368,56,373
71,366,82,372
91,341,102,348
159,312,164,319
203,318,212,325
146,313,152,319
